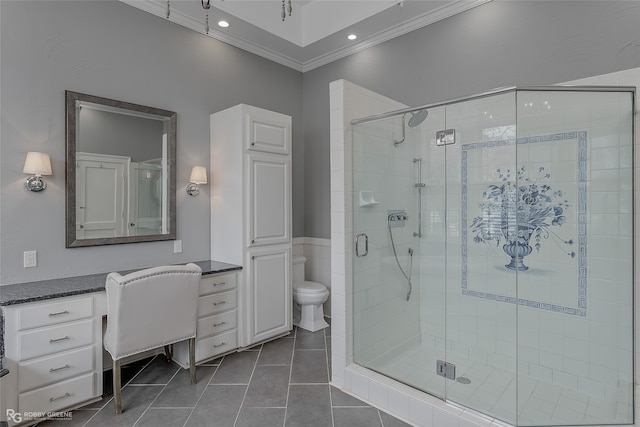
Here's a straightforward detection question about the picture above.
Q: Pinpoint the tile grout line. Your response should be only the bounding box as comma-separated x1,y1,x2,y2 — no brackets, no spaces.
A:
325,325,336,427
131,358,183,427
232,344,262,427
81,355,165,427
182,359,223,427
282,328,297,427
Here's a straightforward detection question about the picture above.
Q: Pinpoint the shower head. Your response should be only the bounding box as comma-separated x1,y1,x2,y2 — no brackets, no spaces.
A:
407,109,428,128
393,109,429,146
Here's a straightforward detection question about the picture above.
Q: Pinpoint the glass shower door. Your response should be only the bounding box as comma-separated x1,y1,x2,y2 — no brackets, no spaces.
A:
443,91,519,424
352,87,634,427
352,106,448,401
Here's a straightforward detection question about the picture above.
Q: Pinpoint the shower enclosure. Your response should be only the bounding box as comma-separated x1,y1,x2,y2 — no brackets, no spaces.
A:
351,87,634,426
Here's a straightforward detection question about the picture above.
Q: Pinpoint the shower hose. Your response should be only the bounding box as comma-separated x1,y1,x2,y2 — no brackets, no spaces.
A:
387,216,413,301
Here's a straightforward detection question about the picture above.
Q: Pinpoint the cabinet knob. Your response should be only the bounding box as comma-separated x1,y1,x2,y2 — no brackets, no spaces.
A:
213,300,227,306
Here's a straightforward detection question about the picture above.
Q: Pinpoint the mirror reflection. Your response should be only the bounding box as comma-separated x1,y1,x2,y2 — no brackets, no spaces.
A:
66,91,176,247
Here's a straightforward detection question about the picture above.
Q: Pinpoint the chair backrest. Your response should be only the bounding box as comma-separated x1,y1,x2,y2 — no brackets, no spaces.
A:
103,263,202,360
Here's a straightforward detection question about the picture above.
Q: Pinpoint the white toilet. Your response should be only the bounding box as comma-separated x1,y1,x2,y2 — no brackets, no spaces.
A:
292,256,329,332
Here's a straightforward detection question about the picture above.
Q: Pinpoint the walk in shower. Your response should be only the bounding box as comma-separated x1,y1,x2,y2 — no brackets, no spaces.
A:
350,87,635,426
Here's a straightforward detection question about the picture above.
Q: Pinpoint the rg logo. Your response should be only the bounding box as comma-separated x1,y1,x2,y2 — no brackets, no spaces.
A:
6,409,22,423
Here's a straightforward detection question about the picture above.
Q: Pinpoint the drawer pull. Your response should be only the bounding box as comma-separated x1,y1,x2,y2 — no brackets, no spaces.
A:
49,336,70,343
49,392,71,403
213,281,226,287
50,364,71,373
213,321,227,327
48,310,70,317
213,342,227,348
213,300,226,306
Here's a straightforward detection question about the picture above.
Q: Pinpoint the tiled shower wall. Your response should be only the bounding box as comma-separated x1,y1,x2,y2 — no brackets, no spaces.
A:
330,67,640,427
415,89,633,403
352,115,423,364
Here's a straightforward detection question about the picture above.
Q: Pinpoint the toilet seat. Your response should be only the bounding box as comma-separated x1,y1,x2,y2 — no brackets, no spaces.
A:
293,280,328,295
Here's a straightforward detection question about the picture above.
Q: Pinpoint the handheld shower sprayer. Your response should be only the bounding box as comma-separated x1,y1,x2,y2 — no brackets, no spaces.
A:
387,212,414,301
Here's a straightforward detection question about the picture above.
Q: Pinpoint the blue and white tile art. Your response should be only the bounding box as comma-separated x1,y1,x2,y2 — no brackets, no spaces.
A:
461,131,587,316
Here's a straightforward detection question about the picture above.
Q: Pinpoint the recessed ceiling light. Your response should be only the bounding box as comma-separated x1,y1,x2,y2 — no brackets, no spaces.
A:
218,20,229,28
347,34,357,41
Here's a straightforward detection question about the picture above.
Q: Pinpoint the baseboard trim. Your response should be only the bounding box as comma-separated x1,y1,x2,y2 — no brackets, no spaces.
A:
292,237,331,246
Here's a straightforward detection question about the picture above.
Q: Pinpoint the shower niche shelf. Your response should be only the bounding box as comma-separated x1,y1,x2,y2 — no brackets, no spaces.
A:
359,191,379,207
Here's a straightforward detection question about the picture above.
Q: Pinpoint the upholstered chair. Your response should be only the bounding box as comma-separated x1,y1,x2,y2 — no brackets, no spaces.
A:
103,263,202,414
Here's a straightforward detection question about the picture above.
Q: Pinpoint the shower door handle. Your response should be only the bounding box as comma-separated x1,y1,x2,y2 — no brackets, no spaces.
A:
355,233,368,257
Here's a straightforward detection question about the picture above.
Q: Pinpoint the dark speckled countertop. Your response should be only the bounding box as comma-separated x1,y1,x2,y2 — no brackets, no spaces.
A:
0,260,242,375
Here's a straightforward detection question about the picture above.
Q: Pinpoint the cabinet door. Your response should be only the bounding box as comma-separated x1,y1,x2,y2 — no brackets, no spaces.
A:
243,246,291,346
248,154,291,247
245,108,290,154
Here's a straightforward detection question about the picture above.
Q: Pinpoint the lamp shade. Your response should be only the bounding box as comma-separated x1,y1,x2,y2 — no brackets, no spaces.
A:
23,152,52,176
189,166,207,185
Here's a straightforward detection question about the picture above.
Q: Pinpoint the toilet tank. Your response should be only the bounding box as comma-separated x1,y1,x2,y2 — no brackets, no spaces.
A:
292,256,306,285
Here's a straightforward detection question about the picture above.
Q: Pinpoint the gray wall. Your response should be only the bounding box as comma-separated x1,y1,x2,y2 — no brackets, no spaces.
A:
302,0,640,238
0,0,303,283
3,0,640,282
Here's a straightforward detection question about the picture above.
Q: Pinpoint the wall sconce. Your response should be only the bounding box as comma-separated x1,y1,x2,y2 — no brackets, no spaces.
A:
186,166,207,196
23,151,52,192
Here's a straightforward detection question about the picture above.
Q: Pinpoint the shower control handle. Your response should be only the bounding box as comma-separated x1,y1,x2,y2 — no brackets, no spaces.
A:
355,233,368,257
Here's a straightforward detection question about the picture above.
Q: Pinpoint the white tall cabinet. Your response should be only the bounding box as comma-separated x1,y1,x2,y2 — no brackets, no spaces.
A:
210,104,292,348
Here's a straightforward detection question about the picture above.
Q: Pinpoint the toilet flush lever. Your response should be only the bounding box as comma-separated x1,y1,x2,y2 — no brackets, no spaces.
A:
355,233,368,257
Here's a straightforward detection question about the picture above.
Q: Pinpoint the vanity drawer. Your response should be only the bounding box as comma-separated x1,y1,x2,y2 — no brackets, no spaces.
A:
198,290,237,317
19,346,94,392
199,273,236,295
18,296,94,331
19,372,95,415
197,310,237,338
196,330,237,362
19,319,94,361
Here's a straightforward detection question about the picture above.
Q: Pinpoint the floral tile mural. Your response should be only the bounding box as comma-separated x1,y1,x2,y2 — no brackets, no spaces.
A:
461,131,587,316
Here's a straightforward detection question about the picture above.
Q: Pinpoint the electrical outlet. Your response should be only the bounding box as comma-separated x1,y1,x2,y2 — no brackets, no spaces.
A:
24,250,37,268
173,240,182,253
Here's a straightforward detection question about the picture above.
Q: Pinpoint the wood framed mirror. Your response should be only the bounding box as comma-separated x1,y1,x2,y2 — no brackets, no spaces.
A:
65,91,176,247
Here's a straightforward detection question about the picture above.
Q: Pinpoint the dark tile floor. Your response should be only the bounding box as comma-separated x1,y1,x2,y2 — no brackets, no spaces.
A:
37,321,411,427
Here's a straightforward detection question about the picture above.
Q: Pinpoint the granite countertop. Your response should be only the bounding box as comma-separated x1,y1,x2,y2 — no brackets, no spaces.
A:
0,260,242,366
0,260,241,307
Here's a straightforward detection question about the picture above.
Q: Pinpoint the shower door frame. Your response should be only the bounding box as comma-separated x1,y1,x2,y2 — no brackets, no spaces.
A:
348,85,636,426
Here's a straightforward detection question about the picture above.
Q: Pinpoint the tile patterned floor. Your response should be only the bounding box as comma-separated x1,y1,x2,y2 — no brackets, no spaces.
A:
37,322,411,427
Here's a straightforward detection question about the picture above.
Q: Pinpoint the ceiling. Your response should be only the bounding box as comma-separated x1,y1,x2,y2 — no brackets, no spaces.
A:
120,0,491,72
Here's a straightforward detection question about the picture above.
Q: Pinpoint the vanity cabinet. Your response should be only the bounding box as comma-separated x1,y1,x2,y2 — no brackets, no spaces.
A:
173,272,239,366
2,295,103,423
245,245,291,345
211,104,292,348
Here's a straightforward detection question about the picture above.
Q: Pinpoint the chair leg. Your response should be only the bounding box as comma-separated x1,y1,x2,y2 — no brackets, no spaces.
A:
189,337,196,384
113,359,122,414
164,344,173,362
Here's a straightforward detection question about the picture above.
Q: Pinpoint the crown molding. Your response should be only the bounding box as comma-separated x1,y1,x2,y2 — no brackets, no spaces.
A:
120,0,305,71
301,0,492,72
120,0,492,73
